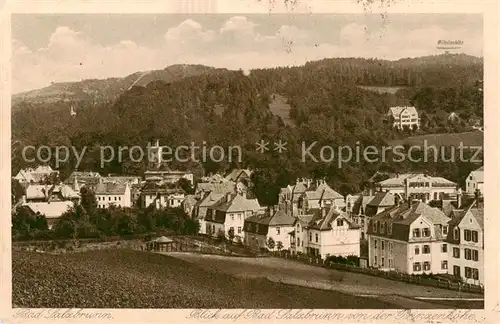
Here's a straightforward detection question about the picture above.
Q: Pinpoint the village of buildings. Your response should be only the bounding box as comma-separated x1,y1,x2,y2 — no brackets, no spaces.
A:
12,106,485,287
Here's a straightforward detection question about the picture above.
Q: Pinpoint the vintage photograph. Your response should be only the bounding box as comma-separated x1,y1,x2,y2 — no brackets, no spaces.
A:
10,12,484,309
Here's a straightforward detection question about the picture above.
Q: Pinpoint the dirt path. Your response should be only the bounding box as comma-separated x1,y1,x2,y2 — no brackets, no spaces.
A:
162,252,483,308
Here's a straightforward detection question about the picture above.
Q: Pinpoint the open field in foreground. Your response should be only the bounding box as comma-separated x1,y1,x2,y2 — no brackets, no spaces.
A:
164,252,484,309
13,250,398,308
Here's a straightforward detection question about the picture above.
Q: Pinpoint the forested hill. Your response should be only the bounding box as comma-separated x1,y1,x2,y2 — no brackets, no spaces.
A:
12,64,223,107
12,54,483,200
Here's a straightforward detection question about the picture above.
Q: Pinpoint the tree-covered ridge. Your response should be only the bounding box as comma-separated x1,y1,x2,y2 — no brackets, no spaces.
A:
12,54,483,201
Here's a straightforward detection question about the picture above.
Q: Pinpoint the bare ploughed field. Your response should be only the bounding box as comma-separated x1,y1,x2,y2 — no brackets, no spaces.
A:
164,252,484,309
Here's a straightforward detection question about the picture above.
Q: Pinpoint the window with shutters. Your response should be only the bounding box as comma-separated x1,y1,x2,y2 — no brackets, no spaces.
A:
465,248,472,260
472,231,479,243
464,229,472,241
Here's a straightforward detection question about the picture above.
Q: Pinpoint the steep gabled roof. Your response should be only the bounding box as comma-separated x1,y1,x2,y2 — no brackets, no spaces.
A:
367,192,395,207
210,193,261,213
469,166,484,183
313,207,360,230
268,209,295,226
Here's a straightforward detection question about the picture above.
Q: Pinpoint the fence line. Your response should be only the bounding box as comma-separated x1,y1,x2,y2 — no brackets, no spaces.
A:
276,252,484,295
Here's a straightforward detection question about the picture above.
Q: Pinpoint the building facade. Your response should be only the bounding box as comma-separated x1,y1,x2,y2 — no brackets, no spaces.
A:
447,202,484,285
388,106,420,130
95,183,132,208
465,166,484,196
377,173,457,202
367,202,451,275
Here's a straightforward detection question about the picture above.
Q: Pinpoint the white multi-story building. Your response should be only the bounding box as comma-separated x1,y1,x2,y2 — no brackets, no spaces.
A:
446,202,484,285
465,166,484,196
367,201,451,274
376,173,457,202
205,193,263,242
388,106,420,130
95,183,132,208
290,207,361,259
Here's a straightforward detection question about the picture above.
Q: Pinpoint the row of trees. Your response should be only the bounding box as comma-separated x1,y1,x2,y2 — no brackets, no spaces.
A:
12,187,199,241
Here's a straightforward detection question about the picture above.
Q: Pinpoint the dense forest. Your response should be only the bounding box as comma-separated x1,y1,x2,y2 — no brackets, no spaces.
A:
12,54,483,204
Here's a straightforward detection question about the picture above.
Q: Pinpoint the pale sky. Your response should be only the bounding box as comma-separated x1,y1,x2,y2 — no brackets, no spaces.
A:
12,14,482,94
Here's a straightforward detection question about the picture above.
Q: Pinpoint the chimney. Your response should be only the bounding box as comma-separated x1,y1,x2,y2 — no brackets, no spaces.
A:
457,191,462,209
226,192,232,202
322,207,327,217
21,195,26,204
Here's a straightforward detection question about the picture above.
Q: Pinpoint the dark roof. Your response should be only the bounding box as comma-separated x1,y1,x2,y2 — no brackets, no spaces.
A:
367,192,395,207
269,209,295,226
95,183,128,195
244,214,271,235
368,202,450,242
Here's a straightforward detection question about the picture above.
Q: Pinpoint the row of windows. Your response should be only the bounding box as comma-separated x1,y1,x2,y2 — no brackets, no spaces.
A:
309,233,320,243
98,196,122,201
413,261,448,271
373,239,393,252
453,247,480,261
453,266,480,280
372,222,392,235
373,256,392,268
228,226,242,234
452,228,480,242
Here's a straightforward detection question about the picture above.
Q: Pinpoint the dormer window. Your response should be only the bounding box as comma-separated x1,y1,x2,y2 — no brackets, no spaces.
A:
388,224,392,235
337,219,344,227
443,225,448,235
372,221,377,232
380,222,385,233
453,227,459,240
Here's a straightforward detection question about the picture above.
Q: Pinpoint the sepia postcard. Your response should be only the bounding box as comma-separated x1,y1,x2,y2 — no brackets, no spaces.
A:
1,0,499,323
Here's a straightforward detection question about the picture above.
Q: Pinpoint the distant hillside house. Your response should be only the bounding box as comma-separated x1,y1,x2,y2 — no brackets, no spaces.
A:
95,183,131,208
466,166,484,196
367,202,451,274
13,165,60,185
243,208,296,251
388,106,420,130
205,193,263,242
446,201,484,285
141,183,185,209
376,173,457,202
